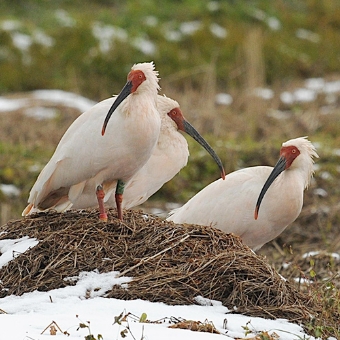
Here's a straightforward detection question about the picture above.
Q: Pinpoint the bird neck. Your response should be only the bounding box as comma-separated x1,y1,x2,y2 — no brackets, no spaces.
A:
125,92,158,117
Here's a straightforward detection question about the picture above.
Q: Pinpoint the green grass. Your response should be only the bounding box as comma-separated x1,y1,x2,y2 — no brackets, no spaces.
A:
0,0,340,98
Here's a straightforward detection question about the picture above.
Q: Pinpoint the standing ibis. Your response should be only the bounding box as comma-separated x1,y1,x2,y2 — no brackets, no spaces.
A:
37,95,226,212
23,62,161,221
33,95,225,211
167,137,318,250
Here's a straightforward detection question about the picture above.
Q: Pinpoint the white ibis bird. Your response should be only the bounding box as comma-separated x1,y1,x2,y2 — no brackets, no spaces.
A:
167,137,318,250
23,62,161,221
36,94,225,211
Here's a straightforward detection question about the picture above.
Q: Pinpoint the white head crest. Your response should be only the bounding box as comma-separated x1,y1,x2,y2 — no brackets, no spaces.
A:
131,61,160,93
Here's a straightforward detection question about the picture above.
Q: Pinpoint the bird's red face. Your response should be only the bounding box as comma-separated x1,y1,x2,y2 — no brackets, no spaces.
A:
127,70,147,93
101,68,147,135
280,145,300,169
254,144,301,220
167,107,185,131
167,107,226,180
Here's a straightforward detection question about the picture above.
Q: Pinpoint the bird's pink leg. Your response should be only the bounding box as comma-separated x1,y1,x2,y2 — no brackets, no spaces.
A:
115,180,125,220
96,185,108,222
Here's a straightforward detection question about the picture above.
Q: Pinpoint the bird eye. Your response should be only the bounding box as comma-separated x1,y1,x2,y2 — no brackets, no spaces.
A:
172,110,177,115
292,149,296,153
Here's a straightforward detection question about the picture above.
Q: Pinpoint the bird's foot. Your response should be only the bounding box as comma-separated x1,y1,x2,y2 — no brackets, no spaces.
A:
99,212,108,222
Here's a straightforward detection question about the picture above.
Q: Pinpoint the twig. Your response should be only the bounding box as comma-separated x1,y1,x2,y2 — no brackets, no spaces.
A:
41,320,65,335
118,234,191,278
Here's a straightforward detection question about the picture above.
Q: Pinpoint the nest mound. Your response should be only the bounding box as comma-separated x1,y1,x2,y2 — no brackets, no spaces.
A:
0,209,318,322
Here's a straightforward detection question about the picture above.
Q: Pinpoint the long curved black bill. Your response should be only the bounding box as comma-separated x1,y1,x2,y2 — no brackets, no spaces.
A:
254,156,287,220
183,120,226,180
102,80,133,136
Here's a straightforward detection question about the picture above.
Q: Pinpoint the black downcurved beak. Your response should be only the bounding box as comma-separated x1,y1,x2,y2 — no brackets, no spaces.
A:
102,81,133,136
254,156,287,220
183,120,226,180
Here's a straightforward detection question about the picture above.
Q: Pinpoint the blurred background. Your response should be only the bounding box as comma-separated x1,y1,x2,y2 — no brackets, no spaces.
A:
0,0,340,259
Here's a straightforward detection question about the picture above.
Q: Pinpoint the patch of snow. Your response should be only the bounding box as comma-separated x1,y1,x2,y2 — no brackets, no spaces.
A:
144,16,158,27
0,19,21,31
0,90,96,115
313,163,320,172
293,88,316,102
165,202,182,211
267,109,291,120
147,207,167,217
332,148,340,157
0,184,20,197
31,90,96,112
305,78,325,92
61,270,131,298
319,171,332,180
0,97,28,112
194,296,222,306
207,1,220,11
215,93,233,105
253,87,274,100
302,251,340,261
28,164,43,173
331,253,340,260
282,262,291,269
280,88,316,104
92,22,128,53
179,21,202,35
294,277,313,285
210,23,228,39
252,9,266,21
267,17,281,30
0,236,39,269
164,29,182,42
302,251,319,258
11,32,32,51
280,91,294,104
132,37,157,55
54,9,76,27
0,283,317,340
32,29,54,47
296,28,320,43
24,107,58,120
313,188,328,197
324,80,340,94
251,9,281,30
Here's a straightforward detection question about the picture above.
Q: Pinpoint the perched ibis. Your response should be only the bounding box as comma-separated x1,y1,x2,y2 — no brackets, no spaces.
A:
23,62,161,221
167,137,318,250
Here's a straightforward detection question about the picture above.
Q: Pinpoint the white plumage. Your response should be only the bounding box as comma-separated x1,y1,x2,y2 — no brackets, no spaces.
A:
23,62,161,220
39,95,225,211
167,137,318,250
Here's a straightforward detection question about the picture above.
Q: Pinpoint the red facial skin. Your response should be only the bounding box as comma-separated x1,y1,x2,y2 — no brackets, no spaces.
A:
167,107,185,131
280,145,300,169
254,144,301,220
128,70,146,93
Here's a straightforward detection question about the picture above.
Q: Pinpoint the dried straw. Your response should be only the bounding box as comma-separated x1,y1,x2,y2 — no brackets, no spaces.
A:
0,209,318,323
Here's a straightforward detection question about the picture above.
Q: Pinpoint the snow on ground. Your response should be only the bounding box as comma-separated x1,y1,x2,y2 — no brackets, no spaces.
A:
31,90,96,113
0,86,337,338
0,236,38,268
0,240,317,340
215,93,233,106
0,90,96,116
0,184,21,197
